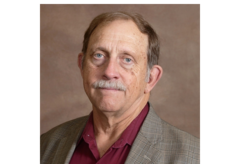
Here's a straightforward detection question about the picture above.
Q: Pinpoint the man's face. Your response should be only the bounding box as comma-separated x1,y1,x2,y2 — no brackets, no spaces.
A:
80,20,149,115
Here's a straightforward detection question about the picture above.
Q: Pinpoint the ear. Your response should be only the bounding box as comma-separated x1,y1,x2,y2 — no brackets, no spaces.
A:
144,65,163,93
77,52,84,77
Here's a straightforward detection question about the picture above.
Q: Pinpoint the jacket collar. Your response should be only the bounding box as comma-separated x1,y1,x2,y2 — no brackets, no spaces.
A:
138,103,163,144
52,116,89,164
125,103,163,163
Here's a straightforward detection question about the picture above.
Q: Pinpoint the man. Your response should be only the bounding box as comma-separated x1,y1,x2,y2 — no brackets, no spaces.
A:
41,12,199,164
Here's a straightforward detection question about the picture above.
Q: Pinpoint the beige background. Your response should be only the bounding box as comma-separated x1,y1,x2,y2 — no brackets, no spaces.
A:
40,4,200,138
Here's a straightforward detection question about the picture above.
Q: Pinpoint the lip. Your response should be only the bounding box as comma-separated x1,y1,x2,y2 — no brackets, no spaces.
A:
98,88,121,91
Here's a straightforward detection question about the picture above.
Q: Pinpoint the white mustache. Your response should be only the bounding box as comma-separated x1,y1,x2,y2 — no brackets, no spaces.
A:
92,80,126,91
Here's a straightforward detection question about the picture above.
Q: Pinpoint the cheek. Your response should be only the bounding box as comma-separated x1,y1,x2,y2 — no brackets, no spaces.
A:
128,66,147,90
127,68,141,90
83,65,97,85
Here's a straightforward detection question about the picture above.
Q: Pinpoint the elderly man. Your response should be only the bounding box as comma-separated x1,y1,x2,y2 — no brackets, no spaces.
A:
41,12,199,164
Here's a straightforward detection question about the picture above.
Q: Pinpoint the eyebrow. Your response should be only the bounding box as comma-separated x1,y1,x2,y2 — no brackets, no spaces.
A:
91,46,136,56
90,47,109,55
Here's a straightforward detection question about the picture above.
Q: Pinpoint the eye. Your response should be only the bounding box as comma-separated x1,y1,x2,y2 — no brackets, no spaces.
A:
94,53,104,59
124,58,132,63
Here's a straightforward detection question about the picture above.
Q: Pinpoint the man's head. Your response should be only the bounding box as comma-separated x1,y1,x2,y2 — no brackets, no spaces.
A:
78,12,162,115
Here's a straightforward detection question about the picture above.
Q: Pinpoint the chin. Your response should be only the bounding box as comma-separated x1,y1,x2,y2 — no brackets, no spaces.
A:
93,99,121,113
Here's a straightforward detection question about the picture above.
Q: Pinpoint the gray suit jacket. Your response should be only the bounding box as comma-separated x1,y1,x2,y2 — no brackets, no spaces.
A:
41,105,199,164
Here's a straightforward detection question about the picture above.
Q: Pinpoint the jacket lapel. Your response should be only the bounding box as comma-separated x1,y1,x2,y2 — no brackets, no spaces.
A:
125,104,163,164
51,117,88,164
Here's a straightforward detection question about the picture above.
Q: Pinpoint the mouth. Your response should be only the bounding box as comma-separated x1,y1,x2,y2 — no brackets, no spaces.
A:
97,87,122,91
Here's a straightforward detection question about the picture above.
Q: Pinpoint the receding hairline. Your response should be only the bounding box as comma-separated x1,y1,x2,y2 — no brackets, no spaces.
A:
88,19,148,48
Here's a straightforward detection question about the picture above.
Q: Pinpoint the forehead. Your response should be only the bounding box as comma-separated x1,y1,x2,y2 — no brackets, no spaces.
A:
87,20,148,55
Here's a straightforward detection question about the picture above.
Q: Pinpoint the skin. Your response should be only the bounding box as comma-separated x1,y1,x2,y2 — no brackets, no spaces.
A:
78,20,163,157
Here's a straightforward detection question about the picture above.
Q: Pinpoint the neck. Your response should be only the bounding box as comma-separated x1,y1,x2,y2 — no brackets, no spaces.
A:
93,94,149,135
92,93,149,157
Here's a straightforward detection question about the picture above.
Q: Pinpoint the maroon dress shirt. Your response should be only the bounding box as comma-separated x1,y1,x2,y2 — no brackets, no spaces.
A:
69,103,149,164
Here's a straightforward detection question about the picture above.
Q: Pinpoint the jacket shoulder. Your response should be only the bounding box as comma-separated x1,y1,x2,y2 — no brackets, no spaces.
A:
40,116,89,149
40,116,89,163
158,117,200,163
41,115,89,140
161,116,199,142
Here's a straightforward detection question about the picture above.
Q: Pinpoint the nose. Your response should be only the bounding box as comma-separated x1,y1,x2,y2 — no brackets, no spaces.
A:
102,59,120,80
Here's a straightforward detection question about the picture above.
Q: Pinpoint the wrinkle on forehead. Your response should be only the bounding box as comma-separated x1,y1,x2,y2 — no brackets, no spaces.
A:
88,20,148,55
